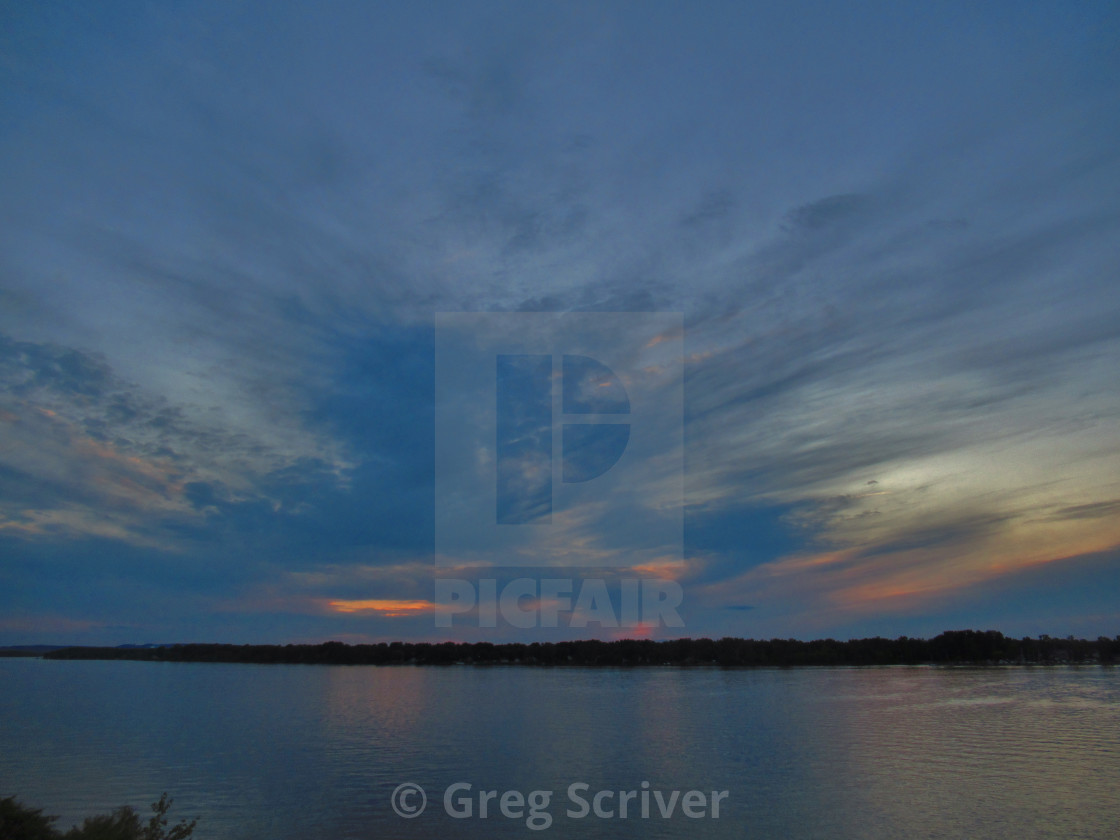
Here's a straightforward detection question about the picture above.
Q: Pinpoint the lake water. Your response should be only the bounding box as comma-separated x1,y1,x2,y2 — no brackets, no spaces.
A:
1,659,1118,839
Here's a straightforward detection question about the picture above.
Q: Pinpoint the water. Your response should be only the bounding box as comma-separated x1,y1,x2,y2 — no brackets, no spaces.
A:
2,659,1118,839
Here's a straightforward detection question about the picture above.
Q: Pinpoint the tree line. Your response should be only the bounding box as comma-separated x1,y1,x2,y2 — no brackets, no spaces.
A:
41,630,1120,667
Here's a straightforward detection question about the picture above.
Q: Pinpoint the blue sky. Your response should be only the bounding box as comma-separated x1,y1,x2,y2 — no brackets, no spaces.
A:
1,0,1119,644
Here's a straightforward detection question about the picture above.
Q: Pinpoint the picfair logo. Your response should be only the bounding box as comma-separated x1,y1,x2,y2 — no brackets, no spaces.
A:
496,353,631,524
435,312,682,569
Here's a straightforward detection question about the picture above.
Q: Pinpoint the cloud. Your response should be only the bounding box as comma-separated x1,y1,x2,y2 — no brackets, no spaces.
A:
783,193,873,233
0,333,354,547
1,1,1118,642
327,599,437,617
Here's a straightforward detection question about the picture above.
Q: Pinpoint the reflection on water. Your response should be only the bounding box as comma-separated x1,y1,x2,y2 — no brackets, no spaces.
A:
1,660,1117,839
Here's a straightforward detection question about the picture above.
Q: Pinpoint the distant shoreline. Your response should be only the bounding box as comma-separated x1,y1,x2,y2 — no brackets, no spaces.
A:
21,630,1119,667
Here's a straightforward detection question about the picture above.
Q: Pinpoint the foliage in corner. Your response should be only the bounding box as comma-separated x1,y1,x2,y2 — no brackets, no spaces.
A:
0,794,196,840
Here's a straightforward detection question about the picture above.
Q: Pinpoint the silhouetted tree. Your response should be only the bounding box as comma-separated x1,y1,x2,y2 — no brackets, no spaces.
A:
1,796,58,840
42,632,1114,667
0,794,195,840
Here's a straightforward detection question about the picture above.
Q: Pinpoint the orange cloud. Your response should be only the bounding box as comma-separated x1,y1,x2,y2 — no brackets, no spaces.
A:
328,598,435,617
610,622,656,640
627,559,693,580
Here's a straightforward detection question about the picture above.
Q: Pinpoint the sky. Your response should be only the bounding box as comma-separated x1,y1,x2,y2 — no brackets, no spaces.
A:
1,0,1119,646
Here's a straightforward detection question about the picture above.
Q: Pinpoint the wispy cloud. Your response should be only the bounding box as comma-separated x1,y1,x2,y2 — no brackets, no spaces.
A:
1,1,1118,642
